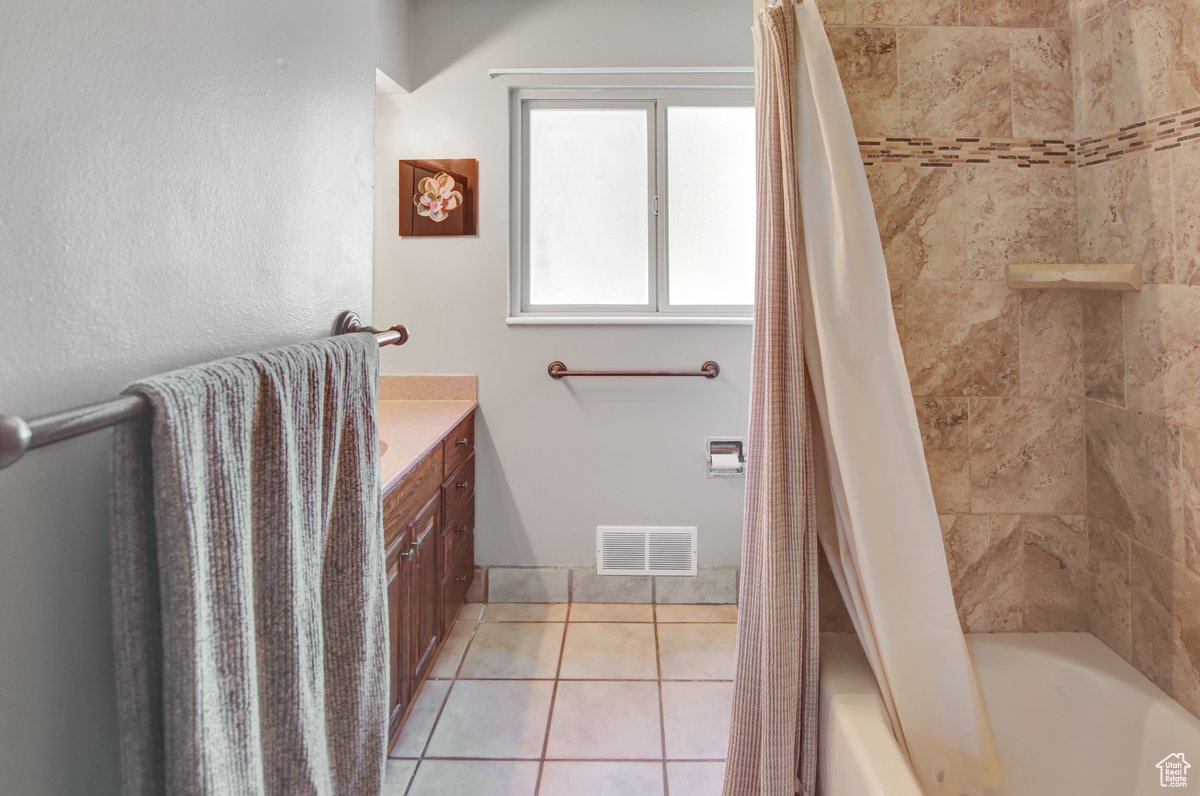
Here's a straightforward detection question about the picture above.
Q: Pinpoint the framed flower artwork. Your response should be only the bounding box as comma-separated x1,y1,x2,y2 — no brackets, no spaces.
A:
398,158,478,237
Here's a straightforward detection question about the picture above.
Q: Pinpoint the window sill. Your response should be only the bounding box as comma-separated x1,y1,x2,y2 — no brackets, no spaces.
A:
505,315,753,326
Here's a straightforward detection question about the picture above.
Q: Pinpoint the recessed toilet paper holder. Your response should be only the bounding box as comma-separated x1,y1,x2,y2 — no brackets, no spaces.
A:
706,437,747,478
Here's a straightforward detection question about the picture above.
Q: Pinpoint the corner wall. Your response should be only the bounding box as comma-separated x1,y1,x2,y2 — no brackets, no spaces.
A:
0,1,376,790
1071,0,1200,716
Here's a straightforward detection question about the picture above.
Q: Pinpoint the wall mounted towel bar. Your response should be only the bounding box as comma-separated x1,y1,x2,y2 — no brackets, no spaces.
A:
0,311,409,471
547,360,720,380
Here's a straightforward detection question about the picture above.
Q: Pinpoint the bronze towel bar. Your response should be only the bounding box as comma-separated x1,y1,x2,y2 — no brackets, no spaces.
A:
0,311,409,470
547,360,720,380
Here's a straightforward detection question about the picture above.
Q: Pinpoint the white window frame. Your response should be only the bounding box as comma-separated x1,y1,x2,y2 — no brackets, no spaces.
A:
508,87,755,325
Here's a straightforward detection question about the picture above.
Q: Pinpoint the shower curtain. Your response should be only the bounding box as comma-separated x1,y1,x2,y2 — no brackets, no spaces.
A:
724,3,1001,795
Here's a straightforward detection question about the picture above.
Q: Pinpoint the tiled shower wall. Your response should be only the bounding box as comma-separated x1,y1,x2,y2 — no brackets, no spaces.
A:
819,0,1200,718
1070,0,1200,715
819,1,1090,634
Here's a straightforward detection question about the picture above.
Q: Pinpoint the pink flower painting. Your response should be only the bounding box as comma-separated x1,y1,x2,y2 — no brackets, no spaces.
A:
413,172,463,223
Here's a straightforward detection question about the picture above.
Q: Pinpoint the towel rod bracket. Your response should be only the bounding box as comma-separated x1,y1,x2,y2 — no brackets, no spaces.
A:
334,310,409,347
0,414,32,470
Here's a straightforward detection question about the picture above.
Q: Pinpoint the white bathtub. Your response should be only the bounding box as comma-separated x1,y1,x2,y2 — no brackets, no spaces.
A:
819,632,1200,795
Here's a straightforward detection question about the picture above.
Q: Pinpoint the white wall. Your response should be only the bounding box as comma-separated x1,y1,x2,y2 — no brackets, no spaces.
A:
377,0,414,91
375,0,754,568
0,1,376,791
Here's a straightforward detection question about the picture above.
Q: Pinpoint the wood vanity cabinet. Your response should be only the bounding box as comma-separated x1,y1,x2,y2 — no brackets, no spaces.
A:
382,410,476,751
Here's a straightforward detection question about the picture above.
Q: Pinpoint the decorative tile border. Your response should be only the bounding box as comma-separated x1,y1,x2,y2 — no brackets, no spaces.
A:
1077,105,1200,167
859,105,1200,170
860,136,1075,169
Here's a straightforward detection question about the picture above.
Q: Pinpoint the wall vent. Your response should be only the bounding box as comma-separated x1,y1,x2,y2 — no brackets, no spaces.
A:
596,526,698,577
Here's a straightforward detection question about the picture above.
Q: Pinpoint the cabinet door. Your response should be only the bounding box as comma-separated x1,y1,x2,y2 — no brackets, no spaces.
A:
386,525,412,744
408,495,441,686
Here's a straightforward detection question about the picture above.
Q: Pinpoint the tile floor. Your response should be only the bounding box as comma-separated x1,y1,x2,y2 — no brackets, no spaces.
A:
384,602,738,795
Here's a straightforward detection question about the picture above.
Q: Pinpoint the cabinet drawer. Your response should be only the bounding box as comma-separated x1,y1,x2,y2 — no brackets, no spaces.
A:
442,412,475,478
383,446,444,543
441,531,474,630
442,496,474,570
441,452,475,525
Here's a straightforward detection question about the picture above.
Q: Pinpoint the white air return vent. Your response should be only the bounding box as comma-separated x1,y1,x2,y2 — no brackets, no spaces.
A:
596,526,698,576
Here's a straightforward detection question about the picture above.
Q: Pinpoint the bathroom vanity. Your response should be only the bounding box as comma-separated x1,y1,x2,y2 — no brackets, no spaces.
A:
377,396,477,751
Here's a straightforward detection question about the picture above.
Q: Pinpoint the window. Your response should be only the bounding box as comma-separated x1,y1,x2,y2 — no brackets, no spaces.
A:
510,88,755,322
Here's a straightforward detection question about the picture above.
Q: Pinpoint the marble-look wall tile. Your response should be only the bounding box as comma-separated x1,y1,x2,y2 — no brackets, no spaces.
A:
1012,30,1074,139
1082,292,1125,405
916,398,970,513
942,514,1024,631
827,27,899,137
868,166,966,282
1020,290,1083,398
961,0,1068,28
1125,285,1200,428
897,28,1012,138
1111,0,1200,128
1172,147,1200,286
1077,151,1174,284
1089,517,1132,659
969,397,1085,514
1181,427,1200,574
817,0,846,26
1023,514,1089,631
964,168,1078,281
905,282,1019,397
1070,0,1111,27
1131,541,1200,716
890,281,905,346
844,0,956,25
1073,11,1115,137
1085,399,1184,561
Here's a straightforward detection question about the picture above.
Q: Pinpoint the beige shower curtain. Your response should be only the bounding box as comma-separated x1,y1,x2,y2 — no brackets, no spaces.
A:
724,2,1001,795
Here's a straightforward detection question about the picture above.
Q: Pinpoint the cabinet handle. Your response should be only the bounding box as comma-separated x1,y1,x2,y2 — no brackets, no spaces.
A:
455,575,467,582
456,481,469,489
410,537,424,551
456,526,467,534
455,437,469,446
399,549,414,559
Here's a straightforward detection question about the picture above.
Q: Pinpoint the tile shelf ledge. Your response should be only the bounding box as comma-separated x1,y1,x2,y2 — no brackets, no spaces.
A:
1006,263,1141,291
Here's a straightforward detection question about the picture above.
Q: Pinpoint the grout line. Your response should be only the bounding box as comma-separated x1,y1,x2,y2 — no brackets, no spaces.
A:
654,604,670,796
533,615,570,794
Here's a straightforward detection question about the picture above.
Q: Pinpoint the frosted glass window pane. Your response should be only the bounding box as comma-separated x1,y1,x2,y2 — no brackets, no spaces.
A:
528,108,650,305
667,106,755,306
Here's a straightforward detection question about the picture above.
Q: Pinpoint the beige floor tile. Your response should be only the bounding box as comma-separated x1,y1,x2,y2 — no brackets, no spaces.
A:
408,760,539,795
389,679,450,758
429,621,476,679
382,759,417,796
655,604,738,623
483,602,569,622
559,623,659,679
539,761,664,795
666,761,726,795
425,680,554,759
657,623,736,680
568,603,654,622
457,622,564,679
545,680,663,760
457,602,485,623
662,681,733,760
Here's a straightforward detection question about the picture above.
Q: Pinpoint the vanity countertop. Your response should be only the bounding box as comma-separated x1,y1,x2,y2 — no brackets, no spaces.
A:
377,399,477,493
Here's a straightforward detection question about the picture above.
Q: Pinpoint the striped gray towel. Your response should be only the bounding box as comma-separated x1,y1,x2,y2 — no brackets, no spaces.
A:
111,334,386,795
